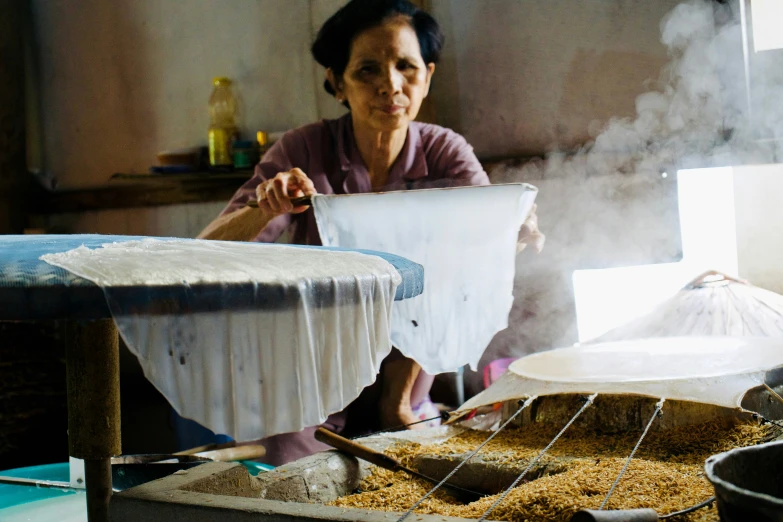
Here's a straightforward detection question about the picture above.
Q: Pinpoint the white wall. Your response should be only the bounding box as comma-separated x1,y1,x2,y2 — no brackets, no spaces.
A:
734,164,783,294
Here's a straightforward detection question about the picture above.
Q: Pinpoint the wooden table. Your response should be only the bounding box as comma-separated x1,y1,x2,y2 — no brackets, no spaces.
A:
0,234,424,522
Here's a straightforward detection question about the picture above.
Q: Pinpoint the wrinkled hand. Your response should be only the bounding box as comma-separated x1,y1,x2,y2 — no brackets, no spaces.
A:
517,204,546,253
255,168,317,218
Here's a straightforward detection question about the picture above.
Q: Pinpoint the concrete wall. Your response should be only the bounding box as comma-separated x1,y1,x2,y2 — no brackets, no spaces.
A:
310,0,352,122
32,0,319,189
429,0,682,158
36,202,227,238
31,0,680,190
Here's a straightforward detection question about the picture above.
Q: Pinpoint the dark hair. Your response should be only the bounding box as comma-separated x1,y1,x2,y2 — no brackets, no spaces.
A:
311,0,444,98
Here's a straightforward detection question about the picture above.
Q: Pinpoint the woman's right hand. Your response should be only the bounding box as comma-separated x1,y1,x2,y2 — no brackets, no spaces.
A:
255,168,317,218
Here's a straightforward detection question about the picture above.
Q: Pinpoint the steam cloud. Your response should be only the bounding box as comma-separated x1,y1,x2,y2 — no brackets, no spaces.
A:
467,0,783,396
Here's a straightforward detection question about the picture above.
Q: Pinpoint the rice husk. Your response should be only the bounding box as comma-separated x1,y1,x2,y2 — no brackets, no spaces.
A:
330,420,775,521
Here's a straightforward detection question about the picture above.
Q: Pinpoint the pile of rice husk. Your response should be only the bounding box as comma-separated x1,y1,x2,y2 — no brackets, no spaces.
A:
330,420,777,521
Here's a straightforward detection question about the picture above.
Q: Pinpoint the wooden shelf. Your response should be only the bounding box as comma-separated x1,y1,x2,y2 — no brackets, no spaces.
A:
31,171,255,214
109,170,254,184
28,155,536,215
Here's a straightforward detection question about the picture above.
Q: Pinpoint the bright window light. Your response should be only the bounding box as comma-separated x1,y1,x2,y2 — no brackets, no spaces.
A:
751,0,783,52
572,168,738,342
676,167,738,275
573,263,692,343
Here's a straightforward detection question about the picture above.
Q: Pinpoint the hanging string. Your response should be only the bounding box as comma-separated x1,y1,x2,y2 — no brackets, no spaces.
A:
477,393,598,522
598,398,665,510
396,396,537,522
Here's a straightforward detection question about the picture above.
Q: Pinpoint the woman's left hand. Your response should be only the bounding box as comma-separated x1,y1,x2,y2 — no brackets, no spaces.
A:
518,204,545,253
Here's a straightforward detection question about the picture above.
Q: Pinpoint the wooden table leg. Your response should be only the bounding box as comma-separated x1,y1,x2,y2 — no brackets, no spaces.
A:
66,319,121,522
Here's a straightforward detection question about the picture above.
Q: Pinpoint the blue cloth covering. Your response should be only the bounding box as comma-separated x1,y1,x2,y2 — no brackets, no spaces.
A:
0,235,424,320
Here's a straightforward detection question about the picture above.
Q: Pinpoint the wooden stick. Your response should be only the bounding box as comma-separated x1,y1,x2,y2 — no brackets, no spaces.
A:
314,428,484,502
194,444,266,462
174,441,235,456
245,195,311,208
315,428,400,471
0,475,76,490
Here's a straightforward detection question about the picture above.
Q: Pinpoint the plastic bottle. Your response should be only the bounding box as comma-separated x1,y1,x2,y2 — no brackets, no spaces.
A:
256,131,269,157
208,77,238,167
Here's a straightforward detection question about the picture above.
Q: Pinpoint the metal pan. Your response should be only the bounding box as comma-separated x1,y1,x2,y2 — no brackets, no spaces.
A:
111,445,266,491
111,454,216,491
0,445,267,493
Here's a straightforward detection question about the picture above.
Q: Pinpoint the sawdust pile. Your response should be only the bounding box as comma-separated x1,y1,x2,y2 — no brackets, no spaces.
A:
330,420,775,521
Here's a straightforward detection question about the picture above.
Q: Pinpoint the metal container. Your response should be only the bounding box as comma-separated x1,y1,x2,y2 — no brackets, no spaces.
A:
705,440,783,521
570,508,658,521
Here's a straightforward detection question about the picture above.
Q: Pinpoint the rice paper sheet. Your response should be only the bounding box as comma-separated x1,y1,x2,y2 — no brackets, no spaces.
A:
41,238,400,441
313,184,538,374
457,337,783,413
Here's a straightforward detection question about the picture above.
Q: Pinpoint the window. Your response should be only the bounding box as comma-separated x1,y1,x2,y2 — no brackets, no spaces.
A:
572,168,738,342
751,0,783,52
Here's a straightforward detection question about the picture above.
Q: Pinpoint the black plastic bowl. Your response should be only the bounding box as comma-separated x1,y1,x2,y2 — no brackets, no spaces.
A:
705,440,783,522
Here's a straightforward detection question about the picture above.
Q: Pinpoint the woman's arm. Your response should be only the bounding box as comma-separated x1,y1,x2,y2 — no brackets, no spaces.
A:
198,168,316,242
198,130,314,243
197,206,275,242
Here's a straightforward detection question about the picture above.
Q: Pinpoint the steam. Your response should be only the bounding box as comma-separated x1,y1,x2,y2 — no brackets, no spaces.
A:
497,0,777,184
469,0,783,393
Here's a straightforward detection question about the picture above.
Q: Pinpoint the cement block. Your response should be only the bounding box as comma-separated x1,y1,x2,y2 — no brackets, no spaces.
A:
412,453,571,495
110,461,473,522
253,450,362,503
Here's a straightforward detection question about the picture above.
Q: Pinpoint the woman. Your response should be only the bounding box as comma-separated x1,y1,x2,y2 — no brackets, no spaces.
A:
199,0,543,465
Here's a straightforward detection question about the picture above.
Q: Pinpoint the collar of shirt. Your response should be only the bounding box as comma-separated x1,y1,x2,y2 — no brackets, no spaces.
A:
336,113,428,194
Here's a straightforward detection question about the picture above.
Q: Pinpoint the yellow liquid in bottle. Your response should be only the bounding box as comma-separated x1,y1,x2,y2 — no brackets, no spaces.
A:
208,78,238,167
208,126,233,166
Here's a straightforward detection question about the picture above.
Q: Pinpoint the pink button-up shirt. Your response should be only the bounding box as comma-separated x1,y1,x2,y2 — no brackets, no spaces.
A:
221,113,489,245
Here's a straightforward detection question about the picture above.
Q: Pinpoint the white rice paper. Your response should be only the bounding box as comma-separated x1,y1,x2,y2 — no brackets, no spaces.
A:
457,337,783,413
313,184,538,374
42,238,400,441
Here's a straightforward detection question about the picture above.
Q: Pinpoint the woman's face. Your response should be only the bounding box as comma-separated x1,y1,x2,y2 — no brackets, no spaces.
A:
331,17,435,132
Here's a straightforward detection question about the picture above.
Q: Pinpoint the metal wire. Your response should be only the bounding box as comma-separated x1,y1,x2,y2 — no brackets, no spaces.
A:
765,418,783,432
658,496,715,519
599,398,665,510
477,393,598,522
751,412,783,434
657,408,774,519
396,396,538,522
350,413,447,440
